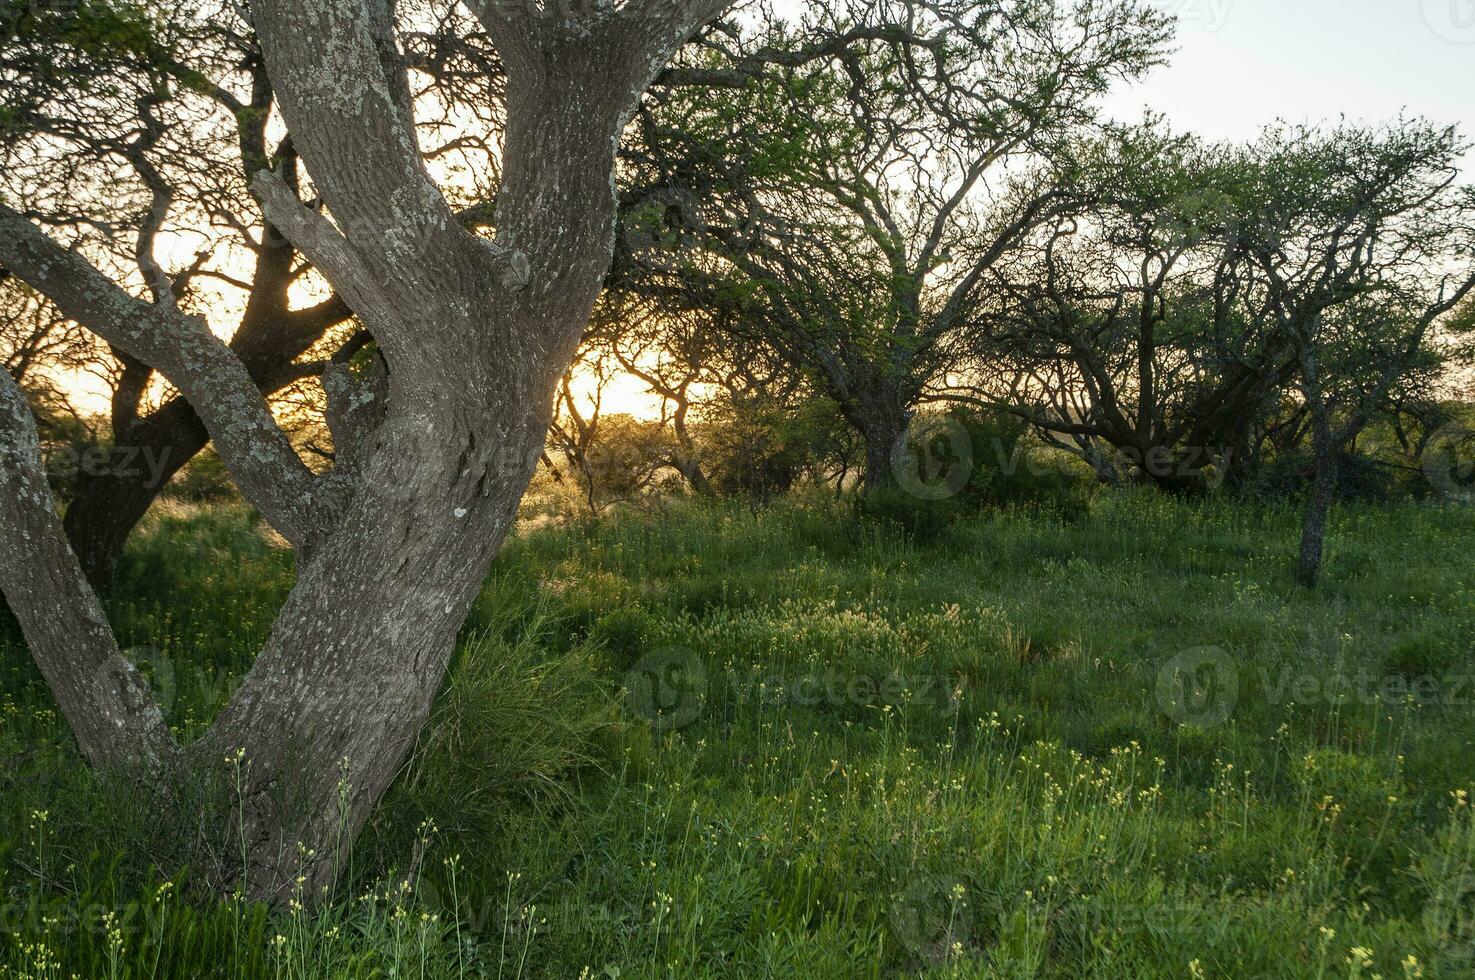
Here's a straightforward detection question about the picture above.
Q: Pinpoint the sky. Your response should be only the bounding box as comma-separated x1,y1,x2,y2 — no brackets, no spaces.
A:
1102,0,1475,173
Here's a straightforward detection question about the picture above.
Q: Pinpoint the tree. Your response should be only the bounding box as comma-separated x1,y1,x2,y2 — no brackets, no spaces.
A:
1228,121,1475,586
616,0,1172,490
978,123,1301,491
547,350,682,513
582,289,814,496
0,278,91,420
0,0,731,900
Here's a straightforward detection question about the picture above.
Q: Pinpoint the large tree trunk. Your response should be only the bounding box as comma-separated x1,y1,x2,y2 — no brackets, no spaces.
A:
199,37,646,892
201,381,550,896
861,423,902,492
853,394,912,494
1,0,731,903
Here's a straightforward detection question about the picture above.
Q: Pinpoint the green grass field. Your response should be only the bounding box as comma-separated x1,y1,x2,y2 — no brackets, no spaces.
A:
3,492,1474,977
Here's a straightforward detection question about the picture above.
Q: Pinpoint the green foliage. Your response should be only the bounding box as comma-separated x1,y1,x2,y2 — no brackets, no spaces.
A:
580,413,682,509
952,411,1099,518
367,615,622,880
0,0,167,135
853,484,962,543
694,395,844,504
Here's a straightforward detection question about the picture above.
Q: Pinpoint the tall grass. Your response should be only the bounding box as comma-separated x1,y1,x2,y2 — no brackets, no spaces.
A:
2,492,1473,976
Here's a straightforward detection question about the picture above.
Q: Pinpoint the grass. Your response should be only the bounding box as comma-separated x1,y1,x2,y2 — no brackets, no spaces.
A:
2,490,1474,977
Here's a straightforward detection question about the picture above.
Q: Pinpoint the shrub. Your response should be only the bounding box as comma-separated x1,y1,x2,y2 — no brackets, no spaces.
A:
857,409,1099,538
368,612,622,872
1252,448,1403,503
695,396,811,503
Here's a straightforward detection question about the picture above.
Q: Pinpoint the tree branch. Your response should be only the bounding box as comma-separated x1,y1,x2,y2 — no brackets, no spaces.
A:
0,202,325,547
0,368,176,767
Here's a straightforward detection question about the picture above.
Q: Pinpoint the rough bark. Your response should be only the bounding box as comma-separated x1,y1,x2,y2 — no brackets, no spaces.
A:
853,392,912,493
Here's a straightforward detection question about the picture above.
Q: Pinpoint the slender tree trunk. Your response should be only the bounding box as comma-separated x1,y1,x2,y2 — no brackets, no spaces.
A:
0,372,177,768
1296,362,1338,588
670,399,714,495
672,456,714,495
1295,434,1337,588
1298,339,1345,581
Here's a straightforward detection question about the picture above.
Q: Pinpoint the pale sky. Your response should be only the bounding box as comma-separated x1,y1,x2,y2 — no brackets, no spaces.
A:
1104,0,1475,173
